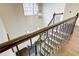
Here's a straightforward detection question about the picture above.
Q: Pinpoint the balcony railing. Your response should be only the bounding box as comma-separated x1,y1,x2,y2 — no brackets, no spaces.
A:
0,13,78,56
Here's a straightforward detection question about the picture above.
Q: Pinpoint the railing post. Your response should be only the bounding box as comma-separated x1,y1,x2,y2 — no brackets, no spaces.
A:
47,31,49,56
48,13,55,26
30,38,32,47
35,42,37,56
16,45,20,56
71,13,79,34
7,33,14,53
39,34,42,55
28,46,30,56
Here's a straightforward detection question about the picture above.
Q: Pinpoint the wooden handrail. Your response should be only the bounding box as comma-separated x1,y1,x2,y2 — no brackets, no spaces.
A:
0,14,78,53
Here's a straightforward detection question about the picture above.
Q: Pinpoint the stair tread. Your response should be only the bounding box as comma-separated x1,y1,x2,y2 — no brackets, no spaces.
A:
48,38,60,44
52,34,64,40
54,29,69,35
42,47,50,54
52,37,63,43
44,41,55,50
49,30,69,39
45,40,59,48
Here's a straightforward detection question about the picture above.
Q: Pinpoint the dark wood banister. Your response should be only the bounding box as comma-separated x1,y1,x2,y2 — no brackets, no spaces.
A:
0,14,78,53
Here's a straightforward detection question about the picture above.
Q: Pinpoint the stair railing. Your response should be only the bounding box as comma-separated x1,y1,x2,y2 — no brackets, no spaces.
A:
48,13,63,26
0,13,78,56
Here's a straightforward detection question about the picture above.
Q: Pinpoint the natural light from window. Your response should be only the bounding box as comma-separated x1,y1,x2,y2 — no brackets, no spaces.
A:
23,3,38,16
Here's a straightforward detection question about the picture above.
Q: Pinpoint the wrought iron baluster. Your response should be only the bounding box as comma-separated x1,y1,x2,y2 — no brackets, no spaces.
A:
59,24,63,52
16,45,20,56
64,23,68,39
42,32,46,56
70,21,74,34
51,28,54,54
39,34,42,55
52,27,56,55
71,19,77,34
35,43,37,56
28,46,30,56
55,26,59,53
62,23,65,39
59,24,63,42
66,23,70,34
49,29,54,55
30,38,32,47
70,21,75,34
47,31,49,56
7,33,14,53
28,38,32,56
67,23,72,37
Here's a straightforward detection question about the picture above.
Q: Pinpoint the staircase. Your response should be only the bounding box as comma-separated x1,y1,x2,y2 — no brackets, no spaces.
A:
40,13,65,56
40,29,69,56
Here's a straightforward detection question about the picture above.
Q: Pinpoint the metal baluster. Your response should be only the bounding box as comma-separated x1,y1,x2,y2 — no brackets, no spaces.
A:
35,42,37,56
16,45,20,56
55,26,59,54
39,34,42,55
43,32,48,56
30,38,32,47
67,23,71,37
28,38,32,56
66,22,72,39
70,21,75,34
43,33,45,55
30,38,33,56
62,23,65,39
48,13,55,26
52,27,55,55
50,29,54,55
53,13,55,24
69,23,73,34
71,19,77,34
71,13,79,34
59,24,63,42
52,27,56,55
59,24,63,53
64,23,68,39
68,23,71,34
28,46,30,56
47,31,49,56
7,33,14,53
66,23,69,34
69,21,74,34
62,23,64,33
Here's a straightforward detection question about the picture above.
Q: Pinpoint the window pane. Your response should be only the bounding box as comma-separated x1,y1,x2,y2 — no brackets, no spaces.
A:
23,3,38,16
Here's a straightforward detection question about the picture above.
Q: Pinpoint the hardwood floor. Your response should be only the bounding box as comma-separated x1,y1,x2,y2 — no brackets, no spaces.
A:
55,26,79,56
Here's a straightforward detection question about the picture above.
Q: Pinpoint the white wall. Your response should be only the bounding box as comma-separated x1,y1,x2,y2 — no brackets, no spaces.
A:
0,18,15,56
0,3,44,39
0,3,44,56
42,3,65,26
63,3,79,26
0,18,7,43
